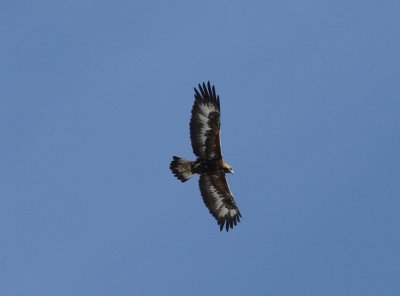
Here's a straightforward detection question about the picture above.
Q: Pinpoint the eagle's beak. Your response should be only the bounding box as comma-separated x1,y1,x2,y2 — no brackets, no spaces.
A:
230,169,234,174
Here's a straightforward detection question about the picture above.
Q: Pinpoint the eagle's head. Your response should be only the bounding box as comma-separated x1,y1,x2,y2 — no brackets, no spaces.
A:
222,162,234,174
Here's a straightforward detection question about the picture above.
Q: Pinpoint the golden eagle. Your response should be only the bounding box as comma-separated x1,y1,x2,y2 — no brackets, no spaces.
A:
170,81,241,231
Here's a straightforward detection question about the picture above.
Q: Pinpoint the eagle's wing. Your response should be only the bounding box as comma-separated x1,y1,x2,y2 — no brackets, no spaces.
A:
190,82,222,160
199,173,241,231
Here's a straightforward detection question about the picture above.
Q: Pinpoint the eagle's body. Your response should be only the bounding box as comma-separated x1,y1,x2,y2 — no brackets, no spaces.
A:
170,82,241,231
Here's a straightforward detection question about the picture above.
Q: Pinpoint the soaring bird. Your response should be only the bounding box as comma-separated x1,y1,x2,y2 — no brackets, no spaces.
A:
170,82,241,231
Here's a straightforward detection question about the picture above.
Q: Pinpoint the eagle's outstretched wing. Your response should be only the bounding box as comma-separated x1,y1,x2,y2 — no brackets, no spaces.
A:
199,173,241,231
190,82,222,160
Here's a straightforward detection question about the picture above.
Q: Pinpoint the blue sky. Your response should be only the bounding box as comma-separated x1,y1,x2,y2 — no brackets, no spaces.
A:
1,0,400,295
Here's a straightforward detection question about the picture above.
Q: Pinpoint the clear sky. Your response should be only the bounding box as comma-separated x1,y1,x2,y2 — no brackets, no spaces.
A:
1,1,400,295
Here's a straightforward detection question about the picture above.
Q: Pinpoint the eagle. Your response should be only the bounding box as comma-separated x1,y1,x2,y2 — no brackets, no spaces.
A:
170,81,241,231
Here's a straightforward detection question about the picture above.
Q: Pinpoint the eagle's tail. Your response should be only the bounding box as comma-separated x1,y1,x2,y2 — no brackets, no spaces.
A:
170,156,196,182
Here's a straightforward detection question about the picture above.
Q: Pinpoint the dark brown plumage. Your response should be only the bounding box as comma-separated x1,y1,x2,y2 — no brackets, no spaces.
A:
170,82,241,231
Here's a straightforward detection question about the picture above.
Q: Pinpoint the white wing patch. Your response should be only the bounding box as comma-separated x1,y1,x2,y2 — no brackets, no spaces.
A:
219,207,228,217
198,101,218,117
191,101,219,157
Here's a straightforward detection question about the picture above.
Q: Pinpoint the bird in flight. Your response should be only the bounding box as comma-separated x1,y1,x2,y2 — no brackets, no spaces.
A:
170,81,241,231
